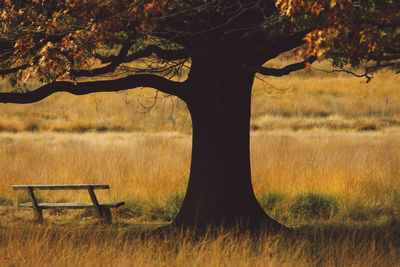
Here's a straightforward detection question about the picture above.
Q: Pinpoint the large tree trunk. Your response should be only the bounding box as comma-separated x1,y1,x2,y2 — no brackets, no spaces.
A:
173,52,285,232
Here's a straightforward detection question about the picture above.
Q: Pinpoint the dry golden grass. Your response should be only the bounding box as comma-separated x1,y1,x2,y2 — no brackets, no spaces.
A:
251,130,400,202
0,130,399,224
0,132,190,207
1,68,400,133
251,70,400,131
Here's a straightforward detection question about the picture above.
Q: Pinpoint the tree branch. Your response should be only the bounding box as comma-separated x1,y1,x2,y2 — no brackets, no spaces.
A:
72,44,188,78
70,41,133,77
95,45,189,64
257,57,316,76
0,64,29,75
0,74,186,104
311,60,400,83
0,40,13,52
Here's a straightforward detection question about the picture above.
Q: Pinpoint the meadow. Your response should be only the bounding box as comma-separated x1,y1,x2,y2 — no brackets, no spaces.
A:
1,67,400,266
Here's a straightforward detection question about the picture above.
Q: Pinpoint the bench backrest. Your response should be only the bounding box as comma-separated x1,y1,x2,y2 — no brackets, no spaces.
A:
12,184,110,190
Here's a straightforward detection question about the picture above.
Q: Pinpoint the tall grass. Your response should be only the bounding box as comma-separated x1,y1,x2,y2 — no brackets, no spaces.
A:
0,131,399,224
0,133,190,208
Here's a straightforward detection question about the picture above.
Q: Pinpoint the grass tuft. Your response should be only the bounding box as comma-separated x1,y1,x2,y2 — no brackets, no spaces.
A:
24,123,40,132
0,197,13,206
357,124,378,131
289,193,338,220
147,193,184,222
117,199,145,218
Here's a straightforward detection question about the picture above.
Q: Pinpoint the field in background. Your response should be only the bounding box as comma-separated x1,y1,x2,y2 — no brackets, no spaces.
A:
1,68,400,133
1,67,400,266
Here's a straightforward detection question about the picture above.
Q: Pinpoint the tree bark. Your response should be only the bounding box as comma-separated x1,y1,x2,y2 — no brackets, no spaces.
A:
173,52,286,232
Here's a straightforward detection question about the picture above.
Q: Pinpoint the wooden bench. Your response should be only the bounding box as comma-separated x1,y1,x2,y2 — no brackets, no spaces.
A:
12,184,124,224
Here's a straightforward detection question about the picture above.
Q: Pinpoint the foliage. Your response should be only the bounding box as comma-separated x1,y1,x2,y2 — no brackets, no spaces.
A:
276,0,400,72
0,0,398,90
0,0,181,83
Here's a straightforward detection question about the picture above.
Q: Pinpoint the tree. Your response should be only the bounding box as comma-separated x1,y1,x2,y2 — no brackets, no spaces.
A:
0,0,399,232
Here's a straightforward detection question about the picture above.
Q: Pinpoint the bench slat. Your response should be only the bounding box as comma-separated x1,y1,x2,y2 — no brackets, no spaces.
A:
19,201,125,209
13,184,110,190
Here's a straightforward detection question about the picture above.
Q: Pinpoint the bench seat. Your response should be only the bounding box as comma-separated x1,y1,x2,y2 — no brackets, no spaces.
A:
19,201,125,209
13,184,110,190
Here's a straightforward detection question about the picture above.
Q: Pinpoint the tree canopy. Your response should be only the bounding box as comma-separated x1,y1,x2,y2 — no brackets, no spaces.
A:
0,0,398,91
277,0,400,77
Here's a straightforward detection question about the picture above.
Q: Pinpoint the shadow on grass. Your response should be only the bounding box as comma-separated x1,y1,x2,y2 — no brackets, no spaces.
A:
297,217,400,248
1,217,399,266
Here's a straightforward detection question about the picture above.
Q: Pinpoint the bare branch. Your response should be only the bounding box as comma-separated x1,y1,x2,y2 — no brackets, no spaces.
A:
0,74,186,104
311,58,400,83
313,66,373,83
138,90,160,112
257,57,316,76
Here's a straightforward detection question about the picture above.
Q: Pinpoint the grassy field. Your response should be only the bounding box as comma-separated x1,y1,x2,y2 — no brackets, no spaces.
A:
1,68,400,133
1,69,400,266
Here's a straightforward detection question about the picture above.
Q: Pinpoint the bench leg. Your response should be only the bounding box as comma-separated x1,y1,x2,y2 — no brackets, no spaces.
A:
27,186,43,223
99,207,112,224
87,186,112,224
33,208,43,223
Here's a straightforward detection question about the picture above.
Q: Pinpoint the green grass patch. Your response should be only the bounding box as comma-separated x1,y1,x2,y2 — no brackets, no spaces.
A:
357,124,378,131
117,199,145,219
258,192,288,220
289,192,339,220
146,193,184,222
24,123,40,132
